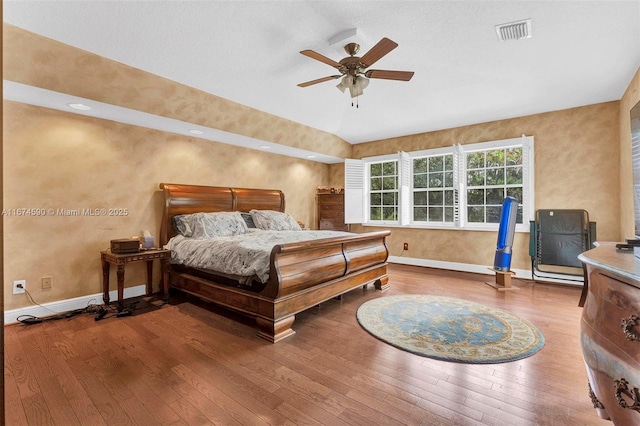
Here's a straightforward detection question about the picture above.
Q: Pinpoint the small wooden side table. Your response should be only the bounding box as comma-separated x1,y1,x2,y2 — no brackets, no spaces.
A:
101,248,171,311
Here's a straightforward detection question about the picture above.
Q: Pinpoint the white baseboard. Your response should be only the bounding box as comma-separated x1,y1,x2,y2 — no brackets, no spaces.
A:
5,257,583,325
387,256,584,286
4,284,147,325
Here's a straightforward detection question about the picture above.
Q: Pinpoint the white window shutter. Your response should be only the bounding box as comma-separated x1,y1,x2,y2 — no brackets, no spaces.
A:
399,151,411,226
344,159,365,224
521,136,534,221
453,144,464,227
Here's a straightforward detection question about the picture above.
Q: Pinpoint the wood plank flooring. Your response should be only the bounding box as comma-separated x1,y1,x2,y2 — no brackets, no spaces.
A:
4,264,610,425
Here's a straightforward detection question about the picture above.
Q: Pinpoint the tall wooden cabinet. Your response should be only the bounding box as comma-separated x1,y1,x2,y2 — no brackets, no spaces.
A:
316,193,350,231
579,243,640,424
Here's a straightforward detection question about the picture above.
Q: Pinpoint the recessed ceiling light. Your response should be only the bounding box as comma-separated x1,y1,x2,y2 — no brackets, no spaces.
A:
68,103,91,110
307,155,317,159
189,129,204,135
259,145,271,149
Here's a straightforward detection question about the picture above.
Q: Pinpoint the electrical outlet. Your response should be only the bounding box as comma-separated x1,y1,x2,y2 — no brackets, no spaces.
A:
13,280,25,294
42,276,52,289
403,242,409,250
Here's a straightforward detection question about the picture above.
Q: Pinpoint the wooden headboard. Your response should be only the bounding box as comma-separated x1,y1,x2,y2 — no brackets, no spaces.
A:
159,183,285,245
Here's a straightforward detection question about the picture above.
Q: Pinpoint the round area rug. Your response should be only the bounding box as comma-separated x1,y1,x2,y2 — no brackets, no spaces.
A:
356,295,545,363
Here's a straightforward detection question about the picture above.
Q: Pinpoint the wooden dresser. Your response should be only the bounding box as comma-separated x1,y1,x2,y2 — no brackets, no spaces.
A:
316,193,350,231
579,243,640,424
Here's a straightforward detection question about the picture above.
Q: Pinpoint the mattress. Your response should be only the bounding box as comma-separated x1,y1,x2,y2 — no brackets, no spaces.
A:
165,229,352,284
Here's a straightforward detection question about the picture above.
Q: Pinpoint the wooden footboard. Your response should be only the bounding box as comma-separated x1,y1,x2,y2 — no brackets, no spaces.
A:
159,183,390,343
169,231,390,342
257,230,390,341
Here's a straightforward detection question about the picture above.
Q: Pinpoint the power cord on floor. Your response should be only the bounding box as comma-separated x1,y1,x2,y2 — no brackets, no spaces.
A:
95,301,139,321
16,290,139,325
17,303,104,324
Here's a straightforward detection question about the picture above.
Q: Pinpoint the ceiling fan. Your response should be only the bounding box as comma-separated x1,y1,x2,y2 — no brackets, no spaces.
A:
297,37,414,101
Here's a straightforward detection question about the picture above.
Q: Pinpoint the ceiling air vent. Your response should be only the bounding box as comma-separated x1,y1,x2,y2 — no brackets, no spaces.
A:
495,19,532,41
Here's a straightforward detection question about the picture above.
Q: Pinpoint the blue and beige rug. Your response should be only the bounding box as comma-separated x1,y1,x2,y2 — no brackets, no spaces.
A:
356,295,544,363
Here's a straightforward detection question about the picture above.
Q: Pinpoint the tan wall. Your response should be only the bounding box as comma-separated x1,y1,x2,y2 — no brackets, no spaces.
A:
351,102,621,270
2,24,343,311
3,101,330,310
3,24,352,159
620,67,640,239
328,163,345,189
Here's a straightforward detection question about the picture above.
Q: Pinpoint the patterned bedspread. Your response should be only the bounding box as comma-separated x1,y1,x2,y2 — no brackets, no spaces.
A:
165,230,352,283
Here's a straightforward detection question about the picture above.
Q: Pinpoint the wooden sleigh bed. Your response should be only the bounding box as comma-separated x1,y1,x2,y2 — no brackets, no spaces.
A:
159,183,390,342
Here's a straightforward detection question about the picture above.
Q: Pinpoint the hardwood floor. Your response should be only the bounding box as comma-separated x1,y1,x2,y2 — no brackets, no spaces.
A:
4,264,609,425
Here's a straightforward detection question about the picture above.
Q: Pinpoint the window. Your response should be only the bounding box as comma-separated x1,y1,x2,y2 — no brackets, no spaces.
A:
369,160,398,221
345,136,534,231
465,146,524,225
412,153,455,223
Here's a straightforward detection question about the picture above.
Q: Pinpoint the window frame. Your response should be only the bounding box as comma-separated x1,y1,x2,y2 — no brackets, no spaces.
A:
368,158,400,222
458,137,533,232
365,153,401,226
345,136,534,232
409,146,458,229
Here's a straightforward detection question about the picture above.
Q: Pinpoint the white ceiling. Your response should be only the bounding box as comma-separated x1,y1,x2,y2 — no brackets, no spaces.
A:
3,1,640,150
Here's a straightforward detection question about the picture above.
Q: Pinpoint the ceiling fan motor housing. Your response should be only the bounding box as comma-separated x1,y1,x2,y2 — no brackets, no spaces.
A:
339,56,366,76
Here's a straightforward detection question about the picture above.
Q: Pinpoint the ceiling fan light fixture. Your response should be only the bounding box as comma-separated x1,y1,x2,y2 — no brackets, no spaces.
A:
336,80,347,93
348,76,369,98
336,75,353,93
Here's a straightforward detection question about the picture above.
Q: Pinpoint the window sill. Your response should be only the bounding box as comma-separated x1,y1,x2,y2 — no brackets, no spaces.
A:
358,222,530,233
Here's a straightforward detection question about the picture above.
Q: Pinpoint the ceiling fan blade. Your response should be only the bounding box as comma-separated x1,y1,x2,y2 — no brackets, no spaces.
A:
297,75,342,87
359,38,398,68
365,70,415,81
300,50,342,68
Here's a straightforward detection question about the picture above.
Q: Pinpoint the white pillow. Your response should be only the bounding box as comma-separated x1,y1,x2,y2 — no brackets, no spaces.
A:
250,210,302,231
